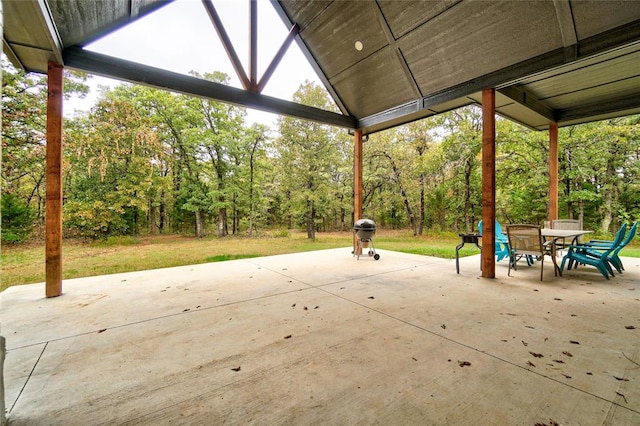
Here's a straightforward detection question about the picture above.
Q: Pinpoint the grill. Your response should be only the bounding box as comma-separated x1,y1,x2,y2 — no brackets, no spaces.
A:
353,219,380,260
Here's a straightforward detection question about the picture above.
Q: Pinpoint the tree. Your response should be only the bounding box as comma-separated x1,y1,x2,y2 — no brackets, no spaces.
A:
191,71,247,237
2,59,89,239
276,81,344,239
64,92,163,237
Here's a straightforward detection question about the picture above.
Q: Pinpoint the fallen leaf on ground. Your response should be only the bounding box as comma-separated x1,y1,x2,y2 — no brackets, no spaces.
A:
368,296,375,299
458,361,471,367
624,325,636,329
562,351,573,357
534,420,559,426
614,376,629,381
97,329,107,333
231,366,241,372
527,361,536,367
570,340,580,345
284,335,292,339
553,359,565,363
529,351,544,358
522,340,528,346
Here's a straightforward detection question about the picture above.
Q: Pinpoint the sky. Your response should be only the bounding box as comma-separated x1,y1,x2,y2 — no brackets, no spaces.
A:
66,0,321,127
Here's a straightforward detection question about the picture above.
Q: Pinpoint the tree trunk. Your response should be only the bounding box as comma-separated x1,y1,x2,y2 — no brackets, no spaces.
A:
385,152,416,235
217,206,228,237
418,173,425,235
195,210,205,238
306,198,316,240
463,159,473,233
602,188,613,233
159,189,166,233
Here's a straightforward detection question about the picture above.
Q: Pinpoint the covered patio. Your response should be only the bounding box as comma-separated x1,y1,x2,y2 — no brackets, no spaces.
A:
3,1,640,423
3,249,639,424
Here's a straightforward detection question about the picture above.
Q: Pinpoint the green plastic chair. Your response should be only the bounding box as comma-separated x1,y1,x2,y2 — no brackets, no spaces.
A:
578,222,637,273
478,220,510,262
561,224,627,279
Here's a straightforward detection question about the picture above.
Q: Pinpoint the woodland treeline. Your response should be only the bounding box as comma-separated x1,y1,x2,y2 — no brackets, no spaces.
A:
2,61,639,243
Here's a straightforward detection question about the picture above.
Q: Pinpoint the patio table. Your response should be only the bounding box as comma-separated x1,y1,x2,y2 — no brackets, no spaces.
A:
541,228,593,276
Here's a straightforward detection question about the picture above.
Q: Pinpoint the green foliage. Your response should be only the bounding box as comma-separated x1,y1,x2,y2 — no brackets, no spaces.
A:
2,59,90,238
3,57,640,245
275,81,348,239
205,254,260,262
1,193,35,243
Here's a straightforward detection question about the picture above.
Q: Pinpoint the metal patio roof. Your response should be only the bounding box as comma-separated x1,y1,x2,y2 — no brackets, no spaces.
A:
3,0,640,133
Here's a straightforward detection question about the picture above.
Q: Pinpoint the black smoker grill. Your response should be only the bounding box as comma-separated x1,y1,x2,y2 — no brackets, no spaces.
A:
354,219,380,260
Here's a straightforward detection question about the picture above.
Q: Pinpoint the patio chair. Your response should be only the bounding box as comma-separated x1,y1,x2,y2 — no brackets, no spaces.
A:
478,220,510,262
576,221,636,273
506,224,554,281
552,219,582,229
560,224,627,280
551,219,583,253
584,222,628,246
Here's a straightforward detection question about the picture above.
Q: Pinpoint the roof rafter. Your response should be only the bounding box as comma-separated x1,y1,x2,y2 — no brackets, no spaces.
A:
498,86,556,123
63,47,357,129
201,0,252,91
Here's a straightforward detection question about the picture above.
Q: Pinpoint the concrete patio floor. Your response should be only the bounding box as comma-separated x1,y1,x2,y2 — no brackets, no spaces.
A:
2,248,639,425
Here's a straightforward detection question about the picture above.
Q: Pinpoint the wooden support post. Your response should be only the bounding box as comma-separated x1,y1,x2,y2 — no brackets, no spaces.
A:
353,129,363,254
481,88,496,278
249,0,258,92
46,62,64,298
548,122,559,225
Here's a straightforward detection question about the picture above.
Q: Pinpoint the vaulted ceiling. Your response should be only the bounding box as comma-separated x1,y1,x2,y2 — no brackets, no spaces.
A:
4,0,640,134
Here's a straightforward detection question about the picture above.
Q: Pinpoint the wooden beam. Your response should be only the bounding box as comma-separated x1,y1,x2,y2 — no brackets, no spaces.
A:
548,122,559,224
64,47,357,129
481,88,496,278
497,86,556,122
353,129,363,254
202,0,251,91
46,61,63,297
249,0,258,92
257,23,299,93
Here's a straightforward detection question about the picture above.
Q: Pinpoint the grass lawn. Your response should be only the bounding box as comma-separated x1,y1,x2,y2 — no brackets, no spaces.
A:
2,229,638,291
